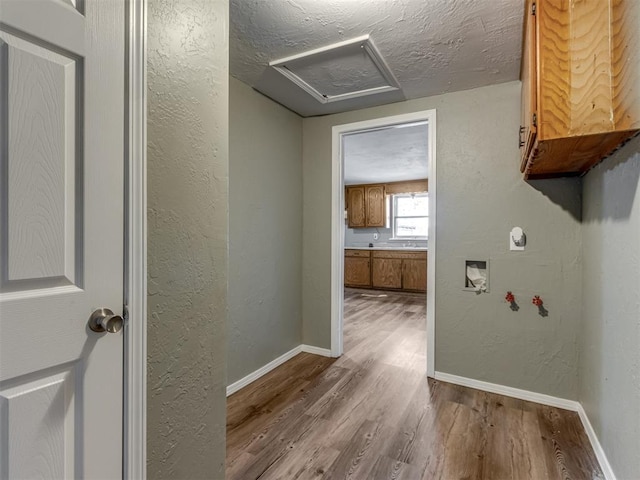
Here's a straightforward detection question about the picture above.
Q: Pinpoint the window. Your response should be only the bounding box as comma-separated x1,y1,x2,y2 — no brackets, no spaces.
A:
392,193,428,239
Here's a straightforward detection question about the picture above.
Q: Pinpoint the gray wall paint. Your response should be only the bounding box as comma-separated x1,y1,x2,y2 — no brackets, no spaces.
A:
580,135,640,479
303,81,583,399
228,77,303,385
147,1,228,478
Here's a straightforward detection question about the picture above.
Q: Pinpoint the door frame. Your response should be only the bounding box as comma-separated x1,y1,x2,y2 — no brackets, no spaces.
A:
330,109,437,378
124,0,147,478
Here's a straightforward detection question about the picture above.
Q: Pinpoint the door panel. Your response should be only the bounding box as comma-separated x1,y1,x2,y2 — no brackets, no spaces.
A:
403,259,427,292
365,185,385,227
2,31,79,288
520,0,537,171
0,366,78,479
347,186,365,227
344,256,371,287
0,0,125,478
372,258,402,289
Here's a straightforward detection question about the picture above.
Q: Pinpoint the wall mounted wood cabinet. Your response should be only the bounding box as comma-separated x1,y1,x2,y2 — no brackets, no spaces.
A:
520,0,640,179
346,184,385,228
344,250,371,288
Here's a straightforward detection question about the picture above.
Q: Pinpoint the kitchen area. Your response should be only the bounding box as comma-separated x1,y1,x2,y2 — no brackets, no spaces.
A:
342,122,429,295
344,180,428,293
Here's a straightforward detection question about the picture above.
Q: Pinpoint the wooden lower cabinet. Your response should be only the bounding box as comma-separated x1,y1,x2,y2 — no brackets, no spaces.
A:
402,259,427,292
372,258,402,289
345,249,427,293
344,251,371,287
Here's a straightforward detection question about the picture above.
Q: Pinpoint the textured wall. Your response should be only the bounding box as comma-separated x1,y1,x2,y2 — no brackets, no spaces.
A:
302,81,583,399
147,1,229,478
228,77,303,385
580,135,640,479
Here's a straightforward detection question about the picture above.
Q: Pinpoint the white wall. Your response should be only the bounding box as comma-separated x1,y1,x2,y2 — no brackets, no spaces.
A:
303,81,584,399
228,77,304,385
147,0,229,477
580,134,640,479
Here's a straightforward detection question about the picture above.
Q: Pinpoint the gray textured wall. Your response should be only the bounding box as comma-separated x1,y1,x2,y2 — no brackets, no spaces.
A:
302,81,583,399
228,77,303,385
580,134,640,479
147,1,229,478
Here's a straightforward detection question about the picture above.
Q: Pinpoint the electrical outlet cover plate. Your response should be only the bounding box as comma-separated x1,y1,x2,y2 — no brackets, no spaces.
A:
510,227,525,251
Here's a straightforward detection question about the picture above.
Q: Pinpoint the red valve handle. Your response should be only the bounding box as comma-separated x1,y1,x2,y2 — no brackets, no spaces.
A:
532,295,543,306
505,292,515,303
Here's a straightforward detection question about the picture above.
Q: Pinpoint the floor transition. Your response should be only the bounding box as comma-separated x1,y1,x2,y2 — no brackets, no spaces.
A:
226,288,603,479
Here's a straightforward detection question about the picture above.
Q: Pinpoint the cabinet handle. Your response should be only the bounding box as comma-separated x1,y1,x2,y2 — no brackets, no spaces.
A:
519,126,525,148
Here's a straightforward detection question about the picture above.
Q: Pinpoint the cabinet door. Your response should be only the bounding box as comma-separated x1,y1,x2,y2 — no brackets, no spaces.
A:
403,259,427,292
372,258,402,289
366,185,385,227
345,256,371,287
520,0,537,172
347,186,366,228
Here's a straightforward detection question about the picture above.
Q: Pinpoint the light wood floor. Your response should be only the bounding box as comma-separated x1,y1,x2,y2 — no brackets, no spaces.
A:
226,288,603,480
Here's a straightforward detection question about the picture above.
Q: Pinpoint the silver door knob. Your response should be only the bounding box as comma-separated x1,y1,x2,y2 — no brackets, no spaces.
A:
88,308,124,333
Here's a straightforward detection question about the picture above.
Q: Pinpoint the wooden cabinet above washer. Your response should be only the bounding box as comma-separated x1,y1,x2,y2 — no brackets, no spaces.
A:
519,0,640,179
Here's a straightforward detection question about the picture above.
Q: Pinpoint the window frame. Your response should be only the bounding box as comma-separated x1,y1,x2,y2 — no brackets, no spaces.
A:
390,192,429,240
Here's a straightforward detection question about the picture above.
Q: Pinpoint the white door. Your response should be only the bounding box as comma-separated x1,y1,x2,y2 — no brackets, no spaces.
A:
0,0,125,478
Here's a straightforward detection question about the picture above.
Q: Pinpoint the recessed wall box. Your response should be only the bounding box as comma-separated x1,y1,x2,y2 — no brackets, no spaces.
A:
464,260,489,293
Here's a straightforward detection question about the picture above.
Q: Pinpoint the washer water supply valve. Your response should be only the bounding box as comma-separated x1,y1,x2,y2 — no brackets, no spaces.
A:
532,295,548,317
505,291,519,311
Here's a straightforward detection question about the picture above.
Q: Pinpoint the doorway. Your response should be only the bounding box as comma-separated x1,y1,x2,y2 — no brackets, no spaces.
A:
330,110,436,377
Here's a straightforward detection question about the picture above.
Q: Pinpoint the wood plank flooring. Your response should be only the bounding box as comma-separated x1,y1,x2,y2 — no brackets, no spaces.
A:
226,288,603,480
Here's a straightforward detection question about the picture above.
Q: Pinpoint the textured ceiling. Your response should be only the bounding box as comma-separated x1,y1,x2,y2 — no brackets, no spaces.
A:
231,0,524,117
343,123,428,185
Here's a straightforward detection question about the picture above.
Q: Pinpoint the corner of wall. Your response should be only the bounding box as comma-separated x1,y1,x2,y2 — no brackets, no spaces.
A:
147,0,229,478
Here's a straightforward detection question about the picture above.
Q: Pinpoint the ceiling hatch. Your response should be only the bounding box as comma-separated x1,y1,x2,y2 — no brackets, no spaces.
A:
269,35,401,105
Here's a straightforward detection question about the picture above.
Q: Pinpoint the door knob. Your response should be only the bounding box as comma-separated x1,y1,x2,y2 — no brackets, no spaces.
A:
89,308,124,333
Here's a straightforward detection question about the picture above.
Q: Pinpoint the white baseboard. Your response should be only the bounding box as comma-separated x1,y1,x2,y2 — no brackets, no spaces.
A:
226,344,334,397
300,344,333,357
434,371,616,480
577,404,617,480
226,346,302,396
434,371,579,411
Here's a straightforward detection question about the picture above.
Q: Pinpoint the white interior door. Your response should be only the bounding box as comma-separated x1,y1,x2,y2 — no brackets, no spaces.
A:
0,0,125,478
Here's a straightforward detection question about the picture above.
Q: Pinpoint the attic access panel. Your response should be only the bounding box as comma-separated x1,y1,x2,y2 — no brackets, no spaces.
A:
270,35,401,104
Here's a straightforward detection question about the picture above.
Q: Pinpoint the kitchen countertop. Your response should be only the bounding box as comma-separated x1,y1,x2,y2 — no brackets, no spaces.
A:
345,246,428,251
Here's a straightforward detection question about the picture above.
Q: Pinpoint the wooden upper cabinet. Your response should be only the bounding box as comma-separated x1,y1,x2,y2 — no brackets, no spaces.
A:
520,0,640,179
346,184,386,228
346,186,366,227
519,0,537,172
365,185,385,227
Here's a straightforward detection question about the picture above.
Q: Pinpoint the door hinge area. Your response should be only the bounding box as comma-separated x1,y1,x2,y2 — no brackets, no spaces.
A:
532,113,537,127
532,3,536,15
123,304,129,323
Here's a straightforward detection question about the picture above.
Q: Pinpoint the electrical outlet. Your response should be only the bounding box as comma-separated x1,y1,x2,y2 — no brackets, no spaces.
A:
373,233,379,240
